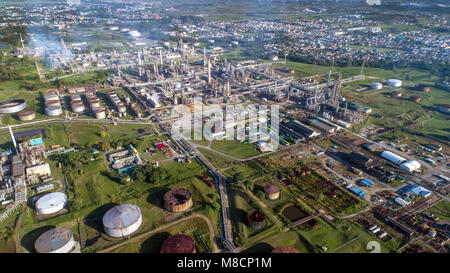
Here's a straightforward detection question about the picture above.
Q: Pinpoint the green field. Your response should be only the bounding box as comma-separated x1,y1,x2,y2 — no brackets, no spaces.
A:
211,139,261,159
424,200,450,222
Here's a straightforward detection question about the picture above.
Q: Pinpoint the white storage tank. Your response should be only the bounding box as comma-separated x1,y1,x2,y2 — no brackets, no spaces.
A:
43,94,59,102
71,103,85,113
387,79,402,87
381,150,406,165
45,106,63,117
34,227,76,253
371,82,383,89
35,192,68,215
93,107,106,119
117,103,126,113
102,204,142,238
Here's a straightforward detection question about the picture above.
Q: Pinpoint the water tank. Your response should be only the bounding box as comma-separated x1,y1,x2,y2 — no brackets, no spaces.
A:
102,204,143,238
34,227,76,253
35,192,68,214
371,82,383,89
387,79,402,87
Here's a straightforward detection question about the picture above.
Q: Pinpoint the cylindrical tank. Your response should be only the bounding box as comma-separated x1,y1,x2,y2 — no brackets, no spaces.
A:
44,99,61,107
17,110,36,121
117,103,126,113
0,99,27,114
45,106,62,116
386,79,402,87
161,234,196,253
89,99,101,108
43,94,59,102
264,184,280,200
35,192,68,214
93,107,106,119
164,188,193,213
271,246,300,253
34,227,76,253
371,82,383,89
71,103,85,113
102,204,142,238
245,210,266,230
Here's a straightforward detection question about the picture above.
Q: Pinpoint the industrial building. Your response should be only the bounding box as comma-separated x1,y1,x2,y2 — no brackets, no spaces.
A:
288,120,321,138
26,163,51,177
161,234,196,253
164,188,193,213
346,151,374,169
381,150,406,165
102,204,143,238
34,227,77,253
35,192,68,214
399,160,421,173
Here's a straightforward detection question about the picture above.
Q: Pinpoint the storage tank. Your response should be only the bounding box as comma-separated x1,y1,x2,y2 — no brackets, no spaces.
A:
117,103,126,113
371,82,383,89
71,103,85,113
93,107,106,119
43,94,59,102
381,150,406,165
264,184,280,200
45,106,63,116
271,246,300,253
386,79,402,87
245,210,266,230
34,227,76,253
44,99,61,107
89,99,101,108
164,188,193,213
17,110,36,121
35,192,68,214
161,234,196,253
0,99,27,114
102,204,142,238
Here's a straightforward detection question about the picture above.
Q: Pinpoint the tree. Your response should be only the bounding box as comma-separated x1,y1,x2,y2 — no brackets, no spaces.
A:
101,141,111,151
245,180,254,192
232,172,245,183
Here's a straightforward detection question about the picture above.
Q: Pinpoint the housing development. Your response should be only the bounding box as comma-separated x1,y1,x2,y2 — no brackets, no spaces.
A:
0,0,448,257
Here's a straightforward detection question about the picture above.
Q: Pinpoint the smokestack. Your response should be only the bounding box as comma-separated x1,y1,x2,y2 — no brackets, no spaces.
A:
159,49,163,65
8,126,18,155
208,57,211,84
19,33,24,49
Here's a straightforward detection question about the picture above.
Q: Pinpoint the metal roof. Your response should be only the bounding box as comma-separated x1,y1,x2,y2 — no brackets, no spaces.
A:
102,204,142,229
35,227,73,253
36,192,67,210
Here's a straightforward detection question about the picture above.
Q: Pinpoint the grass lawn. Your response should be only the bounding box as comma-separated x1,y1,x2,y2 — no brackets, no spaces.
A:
198,147,236,169
111,217,214,253
211,139,261,159
424,200,450,222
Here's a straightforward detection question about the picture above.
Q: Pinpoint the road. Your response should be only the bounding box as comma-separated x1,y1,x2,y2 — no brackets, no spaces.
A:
98,213,219,253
